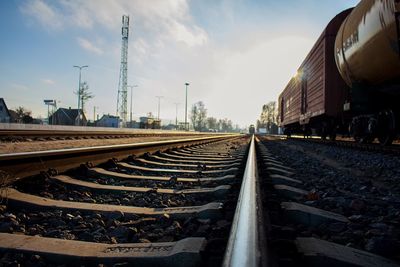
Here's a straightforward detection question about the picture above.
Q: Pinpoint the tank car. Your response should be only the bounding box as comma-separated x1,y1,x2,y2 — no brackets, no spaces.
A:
335,0,400,144
279,0,400,145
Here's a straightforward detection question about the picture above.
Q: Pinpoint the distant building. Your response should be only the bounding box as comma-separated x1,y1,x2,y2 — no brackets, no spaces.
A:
0,98,11,123
96,114,120,128
49,108,87,126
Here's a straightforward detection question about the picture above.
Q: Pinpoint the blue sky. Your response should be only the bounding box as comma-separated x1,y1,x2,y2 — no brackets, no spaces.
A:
0,0,358,126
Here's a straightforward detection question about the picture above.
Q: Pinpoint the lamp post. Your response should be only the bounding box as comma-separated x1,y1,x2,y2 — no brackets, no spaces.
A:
44,99,56,125
73,65,88,126
127,85,138,124
155,96,164,120
93,106,99,123
185,82,189,131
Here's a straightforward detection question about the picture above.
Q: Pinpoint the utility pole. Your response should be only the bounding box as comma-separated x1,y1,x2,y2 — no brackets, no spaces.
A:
127,85,138,124
73,65,88,126
185,82,189,131
156,96,164,120
174,102,180,130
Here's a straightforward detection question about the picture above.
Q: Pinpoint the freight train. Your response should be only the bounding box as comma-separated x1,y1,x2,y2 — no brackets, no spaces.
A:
249,124,255,134
278,0,400,145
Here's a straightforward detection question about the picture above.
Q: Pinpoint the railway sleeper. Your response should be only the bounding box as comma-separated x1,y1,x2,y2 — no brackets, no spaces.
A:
1,188,224,220
146,153,241,165
256,140,400,266
117,162,239,175
157,151,240,162
0,234,206,267
88,167,237,184
135,157,240,170
51,175,231,198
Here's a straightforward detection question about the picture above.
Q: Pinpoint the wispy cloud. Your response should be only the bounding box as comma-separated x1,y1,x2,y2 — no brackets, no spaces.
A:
41,79,55,85
77,37,104,55
19,0,208,48
20,0,63,30
169,22,208,47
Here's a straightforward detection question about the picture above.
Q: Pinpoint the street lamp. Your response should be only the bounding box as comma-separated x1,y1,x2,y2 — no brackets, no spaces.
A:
44,99,56,125
185,82,189,131
93,106,99,123
156,96,164,120
73,65,88,126
127,85,138,123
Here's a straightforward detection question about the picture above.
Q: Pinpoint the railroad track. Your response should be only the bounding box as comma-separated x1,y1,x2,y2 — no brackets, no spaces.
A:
0,134,262,266
0,129,207,142
2,133,398,266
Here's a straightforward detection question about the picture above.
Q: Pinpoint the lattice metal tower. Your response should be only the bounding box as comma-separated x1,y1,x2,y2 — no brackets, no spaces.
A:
116,15,129,126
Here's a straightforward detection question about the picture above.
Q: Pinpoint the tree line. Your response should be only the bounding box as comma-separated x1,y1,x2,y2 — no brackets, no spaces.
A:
257,101,278,134
190,101,241,132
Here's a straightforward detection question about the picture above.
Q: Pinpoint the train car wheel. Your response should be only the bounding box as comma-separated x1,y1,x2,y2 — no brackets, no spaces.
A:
377,110,396,146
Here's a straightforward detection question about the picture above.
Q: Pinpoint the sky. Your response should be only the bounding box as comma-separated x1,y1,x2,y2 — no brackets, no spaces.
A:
0,0,359,127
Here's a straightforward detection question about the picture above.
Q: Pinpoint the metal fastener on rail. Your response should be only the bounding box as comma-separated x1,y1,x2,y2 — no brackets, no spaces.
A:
222,135,259,267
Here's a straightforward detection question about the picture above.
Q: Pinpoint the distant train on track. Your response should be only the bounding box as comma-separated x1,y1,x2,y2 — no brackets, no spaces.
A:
278,0,400,145
249,124,255,134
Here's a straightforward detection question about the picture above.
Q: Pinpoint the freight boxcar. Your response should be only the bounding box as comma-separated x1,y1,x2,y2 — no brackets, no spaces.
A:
279,0,400,144
278,9,352,139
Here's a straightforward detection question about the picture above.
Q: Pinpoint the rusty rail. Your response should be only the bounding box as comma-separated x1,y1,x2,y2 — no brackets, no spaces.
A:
0,135,240,183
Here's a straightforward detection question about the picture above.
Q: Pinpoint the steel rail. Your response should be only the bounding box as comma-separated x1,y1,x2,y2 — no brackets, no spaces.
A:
0,130,207,138
0,135,240,183
223,134,260,267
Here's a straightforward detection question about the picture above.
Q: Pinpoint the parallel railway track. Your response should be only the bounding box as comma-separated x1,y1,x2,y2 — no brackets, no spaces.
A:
1,133,398,266
0,134,263,266
0,129,209,142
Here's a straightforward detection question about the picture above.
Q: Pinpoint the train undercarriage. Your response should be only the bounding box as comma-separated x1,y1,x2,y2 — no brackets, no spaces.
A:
283,108,399,146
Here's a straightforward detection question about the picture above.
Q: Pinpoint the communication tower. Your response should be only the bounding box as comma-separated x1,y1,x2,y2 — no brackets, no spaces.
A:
116,15,129,126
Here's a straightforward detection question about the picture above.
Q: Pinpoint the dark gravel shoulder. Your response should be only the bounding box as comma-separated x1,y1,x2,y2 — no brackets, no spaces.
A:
261,138,400,261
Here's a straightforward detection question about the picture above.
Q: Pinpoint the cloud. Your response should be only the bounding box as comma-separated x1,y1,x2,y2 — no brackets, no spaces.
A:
19,0,208,48
77,37,104,55
20,0,63,30
41,79,55,85
169,22,208,47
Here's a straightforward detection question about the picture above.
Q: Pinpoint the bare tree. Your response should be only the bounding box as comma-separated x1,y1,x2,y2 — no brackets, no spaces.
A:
14,106,32,123
219,118,233,132
190,101,207,131
259,101,278,133
207,117,218,131
75,81,94,113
